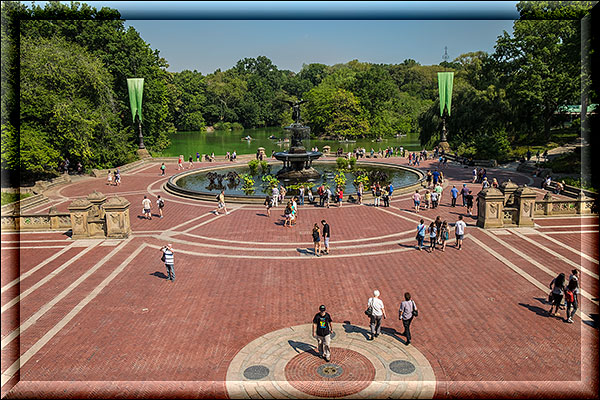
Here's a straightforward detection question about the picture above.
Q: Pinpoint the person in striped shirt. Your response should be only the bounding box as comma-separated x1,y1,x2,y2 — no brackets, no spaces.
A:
161,244,175,282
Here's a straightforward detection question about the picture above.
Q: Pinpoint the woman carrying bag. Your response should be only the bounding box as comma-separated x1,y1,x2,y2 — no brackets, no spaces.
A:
399,292,418,346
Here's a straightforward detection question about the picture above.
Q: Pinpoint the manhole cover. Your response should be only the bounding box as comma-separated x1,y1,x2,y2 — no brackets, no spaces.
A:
389,360,416,375
243,365,270,380
316,363,343,378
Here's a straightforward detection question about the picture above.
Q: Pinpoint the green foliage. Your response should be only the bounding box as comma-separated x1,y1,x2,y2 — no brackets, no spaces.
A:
353,171,370,190
231,122,244,130
259,160,270,174
239,173,255,192
247,159,259,175
214,121,232,131
348,156,357,169
336,157,350,170
261,174,280,189
333,171,347,188
1,192,32,206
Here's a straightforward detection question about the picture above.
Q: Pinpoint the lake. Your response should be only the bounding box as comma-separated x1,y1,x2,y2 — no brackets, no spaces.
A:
160,127,422,157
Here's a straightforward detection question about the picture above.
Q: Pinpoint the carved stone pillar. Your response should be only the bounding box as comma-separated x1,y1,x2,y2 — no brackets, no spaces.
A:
322,146,331,155
68,198,93,239
257,147,266,159
87,191,107,219
499,179,519,207
514,186,537,227
476,188,505,229
103,196,132,239
576,191,591,215
49,206,60,230
542,192,553,215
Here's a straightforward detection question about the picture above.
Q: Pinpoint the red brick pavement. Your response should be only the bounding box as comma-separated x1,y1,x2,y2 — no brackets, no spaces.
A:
1,157,597,399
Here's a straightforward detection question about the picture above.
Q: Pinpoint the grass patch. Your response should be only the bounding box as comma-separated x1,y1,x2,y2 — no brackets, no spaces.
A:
1,192,33,206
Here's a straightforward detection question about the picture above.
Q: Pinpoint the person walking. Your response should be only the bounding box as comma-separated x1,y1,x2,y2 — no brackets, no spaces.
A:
373,183,382,207
312,223,321,256
312,305,333,362
142,195,152,220
107,170,113,185
161,244,175,282
317,184,325,207
264,194,272,217
367,290,386,340
464,190,474,216
430,190,438,209
564,276,579,323
434,216,442,244
427,222,437,252
299,185,305,206
321,220,331,255
416,219,426,251
413,190,421,213
160,162,166,176
337,187,343,207
357,182,364,205
213,190,229,215
454,215,466,250
399,292,417,345
382,188,390,207
271,185,279,208
156,195,165,218
439,221,449,251
548,273,566,317
461,184,469,207
450,185,459,207
325,186,332,208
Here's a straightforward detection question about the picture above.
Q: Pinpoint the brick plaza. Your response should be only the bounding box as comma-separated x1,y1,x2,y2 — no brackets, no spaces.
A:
1,156,598,398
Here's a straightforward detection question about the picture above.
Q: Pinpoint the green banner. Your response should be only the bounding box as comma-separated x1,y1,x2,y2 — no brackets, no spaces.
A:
437,72,454,116
127,78,144,122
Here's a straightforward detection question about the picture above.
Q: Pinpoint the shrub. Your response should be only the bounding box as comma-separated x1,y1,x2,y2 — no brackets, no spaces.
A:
231,122,244,130
248,159,259,175
336,157,349,170
348,156,357,169
259,160,270,174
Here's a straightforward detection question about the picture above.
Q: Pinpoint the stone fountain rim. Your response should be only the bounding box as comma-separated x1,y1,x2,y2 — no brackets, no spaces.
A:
164,160,426,204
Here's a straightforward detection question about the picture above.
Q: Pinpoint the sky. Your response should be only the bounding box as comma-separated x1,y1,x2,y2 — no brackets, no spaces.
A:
41,1,520,74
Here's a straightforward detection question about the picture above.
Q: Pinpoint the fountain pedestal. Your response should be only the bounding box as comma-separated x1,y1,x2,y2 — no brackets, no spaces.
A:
274,122,322,181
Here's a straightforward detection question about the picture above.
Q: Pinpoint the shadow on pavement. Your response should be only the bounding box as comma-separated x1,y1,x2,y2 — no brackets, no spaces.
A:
150,271,168,280
342,321,371,340
288,340,319,356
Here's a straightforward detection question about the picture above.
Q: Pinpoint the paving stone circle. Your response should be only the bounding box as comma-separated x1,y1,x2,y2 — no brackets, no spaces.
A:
225,323,436,399
243,365,270,380
389,360,416,375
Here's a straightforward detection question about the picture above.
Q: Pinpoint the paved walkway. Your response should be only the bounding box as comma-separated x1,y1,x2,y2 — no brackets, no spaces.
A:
1,155,598,399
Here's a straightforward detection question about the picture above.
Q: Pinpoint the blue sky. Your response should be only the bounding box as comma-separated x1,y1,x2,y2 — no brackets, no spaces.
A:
41,1,520,73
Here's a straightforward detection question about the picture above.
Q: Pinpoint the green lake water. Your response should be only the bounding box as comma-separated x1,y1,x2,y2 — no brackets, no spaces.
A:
160,127,422,157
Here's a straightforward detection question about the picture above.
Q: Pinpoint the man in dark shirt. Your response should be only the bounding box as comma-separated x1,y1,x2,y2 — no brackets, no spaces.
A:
312,305,333,362
321,220,331,255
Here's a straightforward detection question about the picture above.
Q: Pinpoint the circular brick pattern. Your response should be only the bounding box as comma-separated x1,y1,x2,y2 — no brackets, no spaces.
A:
243,365,270,380
285,348,375,398
225,323,436,399
389,360,416,375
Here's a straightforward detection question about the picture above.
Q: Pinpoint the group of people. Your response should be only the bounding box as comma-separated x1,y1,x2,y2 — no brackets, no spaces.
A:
225,150,237,161
106,169,121,186
312,290,418,362
141,194,165,219
548,269,580,323
311,220,331,256
415,215,466,252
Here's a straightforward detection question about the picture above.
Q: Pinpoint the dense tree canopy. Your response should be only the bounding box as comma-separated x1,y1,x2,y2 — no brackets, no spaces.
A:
1,0,596,182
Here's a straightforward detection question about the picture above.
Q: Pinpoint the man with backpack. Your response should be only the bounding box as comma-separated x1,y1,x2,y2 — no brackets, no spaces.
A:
156,195,165,218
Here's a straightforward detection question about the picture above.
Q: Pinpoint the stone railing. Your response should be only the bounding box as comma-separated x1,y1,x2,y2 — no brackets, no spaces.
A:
534,192,594,216
0,193,49,216
477,181,596,229
1,209,71,232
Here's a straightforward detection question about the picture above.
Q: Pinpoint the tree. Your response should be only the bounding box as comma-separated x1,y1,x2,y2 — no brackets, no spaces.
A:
19,35,132,176
492,1,594,140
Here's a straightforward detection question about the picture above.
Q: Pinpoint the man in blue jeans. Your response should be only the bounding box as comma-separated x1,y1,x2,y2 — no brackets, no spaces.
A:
161,244,175,281
450,185,459,207
399,292,417,345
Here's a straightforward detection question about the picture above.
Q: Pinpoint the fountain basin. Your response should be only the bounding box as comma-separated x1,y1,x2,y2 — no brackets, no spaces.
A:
164,161,425,203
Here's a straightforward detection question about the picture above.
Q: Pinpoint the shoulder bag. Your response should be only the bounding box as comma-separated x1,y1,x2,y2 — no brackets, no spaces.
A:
412,300,418,317
364,298,373,317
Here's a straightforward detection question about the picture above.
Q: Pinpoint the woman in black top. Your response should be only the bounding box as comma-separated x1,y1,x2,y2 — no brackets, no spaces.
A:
312,223,321,257
548,273,566,317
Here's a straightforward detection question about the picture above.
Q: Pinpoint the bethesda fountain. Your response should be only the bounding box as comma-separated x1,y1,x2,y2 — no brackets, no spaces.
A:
274,100,322,180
